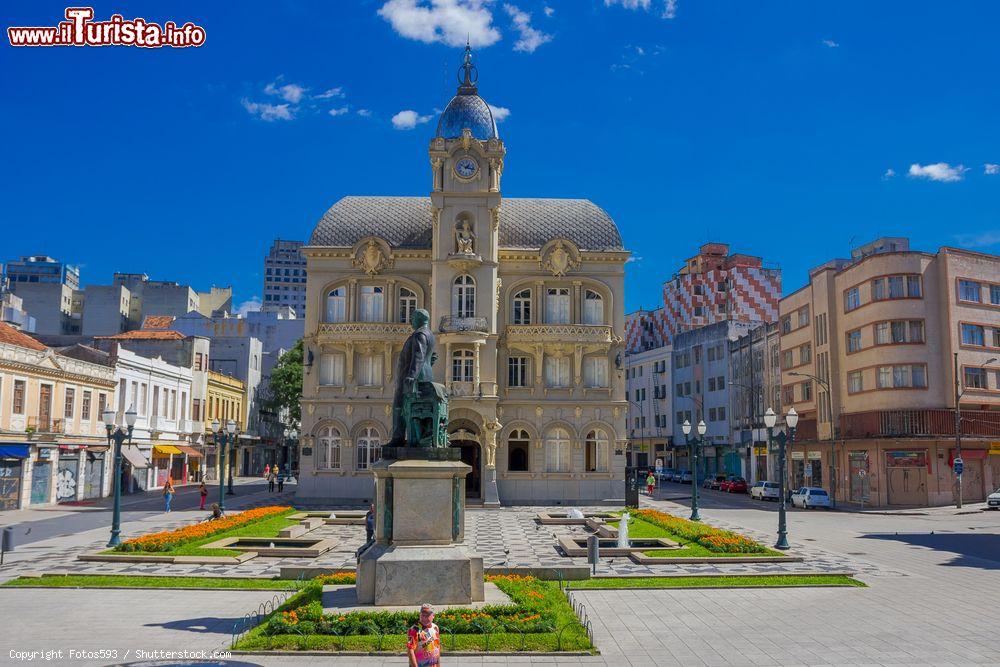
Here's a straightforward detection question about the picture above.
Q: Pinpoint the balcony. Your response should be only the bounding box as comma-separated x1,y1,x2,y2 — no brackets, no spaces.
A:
316,321,411,343
440,316,488,334
27,417,64,436
447,381,498,398
504,324,615,345
840,409,1000,439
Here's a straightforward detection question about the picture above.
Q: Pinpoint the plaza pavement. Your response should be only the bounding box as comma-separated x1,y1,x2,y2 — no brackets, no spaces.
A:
1,482,999,665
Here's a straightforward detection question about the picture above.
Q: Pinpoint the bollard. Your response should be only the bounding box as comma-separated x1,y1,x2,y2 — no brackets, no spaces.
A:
1,526,13,565
586,534,599,575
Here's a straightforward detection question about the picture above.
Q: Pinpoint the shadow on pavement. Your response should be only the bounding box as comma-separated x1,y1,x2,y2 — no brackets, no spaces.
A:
144,616,244,634
860,532,1000,569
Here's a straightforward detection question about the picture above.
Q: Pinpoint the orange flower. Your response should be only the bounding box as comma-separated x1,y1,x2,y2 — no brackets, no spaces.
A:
117,506,292,552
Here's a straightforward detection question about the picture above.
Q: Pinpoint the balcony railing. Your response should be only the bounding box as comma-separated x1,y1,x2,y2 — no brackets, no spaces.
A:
446,381,498,398
505,324,615,344
27,417,64,435
317,321,411,342
840,409,1000,439
440,316,489,334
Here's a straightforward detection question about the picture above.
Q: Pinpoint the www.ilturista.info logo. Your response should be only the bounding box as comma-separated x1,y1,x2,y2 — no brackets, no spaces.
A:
8,7,206,48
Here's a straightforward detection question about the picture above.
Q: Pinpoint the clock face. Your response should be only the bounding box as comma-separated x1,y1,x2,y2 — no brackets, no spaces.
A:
454,157,479,180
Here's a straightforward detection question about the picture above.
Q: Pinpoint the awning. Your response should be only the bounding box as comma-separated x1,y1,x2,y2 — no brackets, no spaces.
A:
86,445,110,452
121,445,150,468
0,444,30,459
173,445,203,458
153,445,182,455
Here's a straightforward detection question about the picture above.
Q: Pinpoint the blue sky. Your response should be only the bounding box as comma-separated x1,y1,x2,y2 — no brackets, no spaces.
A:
2,1,998,314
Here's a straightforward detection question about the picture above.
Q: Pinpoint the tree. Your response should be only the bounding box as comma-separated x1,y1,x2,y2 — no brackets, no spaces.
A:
266,339,303,430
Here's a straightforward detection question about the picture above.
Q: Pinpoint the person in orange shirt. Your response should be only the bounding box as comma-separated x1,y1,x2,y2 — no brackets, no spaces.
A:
407,603,440,667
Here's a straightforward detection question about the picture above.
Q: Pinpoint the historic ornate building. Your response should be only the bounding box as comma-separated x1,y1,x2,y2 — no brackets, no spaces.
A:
298,47,629,505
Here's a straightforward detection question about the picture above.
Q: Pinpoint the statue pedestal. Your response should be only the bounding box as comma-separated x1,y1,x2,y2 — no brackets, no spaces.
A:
357,457,484,605
483,466,500,507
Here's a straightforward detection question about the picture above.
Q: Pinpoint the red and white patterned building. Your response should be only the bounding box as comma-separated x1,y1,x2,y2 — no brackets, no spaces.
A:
626,243,781,352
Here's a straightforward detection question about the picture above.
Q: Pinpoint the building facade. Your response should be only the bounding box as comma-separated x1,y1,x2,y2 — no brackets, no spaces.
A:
263,239,307,315
728,322,782,482
298,47,629,505
624,345,672,469
205,370,246,482
779,238,1000,507
0,323,116,510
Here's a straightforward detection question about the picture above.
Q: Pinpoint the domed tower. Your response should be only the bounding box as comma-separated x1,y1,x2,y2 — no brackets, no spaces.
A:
428,44,506,505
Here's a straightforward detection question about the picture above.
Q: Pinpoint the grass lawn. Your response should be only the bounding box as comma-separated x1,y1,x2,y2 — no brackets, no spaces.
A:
2,574,302,590
103,509,299,557
234,577,592,653
566,574,866,589
609,516,784,558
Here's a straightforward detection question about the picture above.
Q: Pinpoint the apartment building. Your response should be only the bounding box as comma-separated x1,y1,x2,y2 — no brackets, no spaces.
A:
728,322,782,482
263,239,307,315
779,237,1000,507
625,345,672,469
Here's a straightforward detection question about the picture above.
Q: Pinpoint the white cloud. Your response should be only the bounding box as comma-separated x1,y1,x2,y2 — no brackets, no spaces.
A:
626,255,643,263
357,109,373,117
883,168,896,180
328,107,349,117
954,230,1000,248
264,81,307,103
662,0,677,18
488,104,511,122
241,98,293,121
908,162,967,182
392,109,433,129
378,0,501,48
604,0,677,18
544,6,554,16
314,87,344,99
504,4,552,53
235,297,262,316
985,163,1000,175
822,39,839,48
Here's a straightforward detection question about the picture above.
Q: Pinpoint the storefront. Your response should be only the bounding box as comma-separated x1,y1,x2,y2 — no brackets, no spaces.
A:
152,445,180,487
949,448,986,503
848,450,872,504
753,445,768,483
174,445,204,483
120,445,150,494
884,449,929,506
30,447,56,505
82,447,108,499
791,451,823,489
56,445,83,503
0,444,30,510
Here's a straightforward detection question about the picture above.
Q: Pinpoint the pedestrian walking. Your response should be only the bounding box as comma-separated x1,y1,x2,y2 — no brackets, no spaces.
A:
163,478,175,512
263,463,270,479
407,603,441,667
267,468,276,493
198,481,208,510
646,471,656,495
276,470,285,493
365,502,375,543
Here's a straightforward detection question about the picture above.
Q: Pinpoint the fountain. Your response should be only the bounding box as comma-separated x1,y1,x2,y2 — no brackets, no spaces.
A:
617,512,630,549
567,508,584,520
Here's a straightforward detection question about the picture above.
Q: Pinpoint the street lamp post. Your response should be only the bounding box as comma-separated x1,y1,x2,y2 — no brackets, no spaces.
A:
681,419,708,522
764,407,797,550
211,419,237,511
102,407,137,548
789,370,837,508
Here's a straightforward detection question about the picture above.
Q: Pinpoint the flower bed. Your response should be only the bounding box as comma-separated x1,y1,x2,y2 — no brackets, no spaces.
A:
115,506,293,552
632,508,769,554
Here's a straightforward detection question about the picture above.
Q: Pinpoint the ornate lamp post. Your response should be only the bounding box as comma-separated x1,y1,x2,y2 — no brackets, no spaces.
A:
764,407,797,550
102,407,137,548
681,418,708,522
211,418,237,510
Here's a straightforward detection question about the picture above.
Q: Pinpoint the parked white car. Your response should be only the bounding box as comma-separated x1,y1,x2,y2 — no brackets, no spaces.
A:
750,481,780,501
987,488,1000,510
790,487,832,509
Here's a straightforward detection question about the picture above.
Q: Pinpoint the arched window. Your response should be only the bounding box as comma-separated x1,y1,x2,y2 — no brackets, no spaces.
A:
359,286,384,322
453,275,476,318
325,287,346,323
546,287,571,324
583,289,604,325
545,427,571,472
356,426,381,470
585,428,609,472
452,349,474,382
316,426,342,470
512,289,532,325
508,429,530,472
398,287,417,324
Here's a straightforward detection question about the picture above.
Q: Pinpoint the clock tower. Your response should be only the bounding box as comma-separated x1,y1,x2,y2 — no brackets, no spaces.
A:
428,44,506,505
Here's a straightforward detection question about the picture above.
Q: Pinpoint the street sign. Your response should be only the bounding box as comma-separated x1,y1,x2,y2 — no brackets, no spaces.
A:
953,457,964,475
655,458,663,472
858,469,867,477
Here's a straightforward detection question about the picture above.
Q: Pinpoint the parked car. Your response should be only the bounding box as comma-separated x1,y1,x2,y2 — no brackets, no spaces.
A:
717,475,737,491
723,477,748,494
701,475,716,489
670,470,684,483
750,481,780,501
707,474,727,490
657,468,675,483
680,470,693,484
988,488,1000,509
790,487,832,509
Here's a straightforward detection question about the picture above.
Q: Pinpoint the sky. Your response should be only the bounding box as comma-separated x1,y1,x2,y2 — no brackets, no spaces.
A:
2,1,999,315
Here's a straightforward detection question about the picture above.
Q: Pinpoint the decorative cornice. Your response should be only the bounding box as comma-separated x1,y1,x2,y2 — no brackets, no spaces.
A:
503,324,617,344
316,322,411,343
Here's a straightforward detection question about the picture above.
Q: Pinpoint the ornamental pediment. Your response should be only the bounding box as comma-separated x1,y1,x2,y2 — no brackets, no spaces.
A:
351,236,394,275
539,238,582,277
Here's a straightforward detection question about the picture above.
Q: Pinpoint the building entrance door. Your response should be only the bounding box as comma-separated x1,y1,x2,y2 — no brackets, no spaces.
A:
0,458,23,510
83,452,105,499
455,441,481,499
56,456,78,502
39,385,52,430
31,460,52,504
886,467,927,505
960,458,985,502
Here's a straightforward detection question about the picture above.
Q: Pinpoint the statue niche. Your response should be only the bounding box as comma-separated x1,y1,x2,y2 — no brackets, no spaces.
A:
456,220,476,255
446,217,483,271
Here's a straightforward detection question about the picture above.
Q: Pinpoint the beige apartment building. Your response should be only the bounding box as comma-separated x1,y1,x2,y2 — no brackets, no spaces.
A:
779,238,1000,507
297,48,629,505
0,322,116,510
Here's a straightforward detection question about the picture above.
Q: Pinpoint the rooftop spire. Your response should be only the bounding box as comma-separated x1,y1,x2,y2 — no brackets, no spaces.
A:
457,40,478,95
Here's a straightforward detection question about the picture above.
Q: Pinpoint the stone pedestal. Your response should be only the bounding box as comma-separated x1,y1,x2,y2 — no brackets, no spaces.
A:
356,456,485,606
483,466,500,507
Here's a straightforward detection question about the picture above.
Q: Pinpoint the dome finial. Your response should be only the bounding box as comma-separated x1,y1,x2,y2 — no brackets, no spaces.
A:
457,40,478,95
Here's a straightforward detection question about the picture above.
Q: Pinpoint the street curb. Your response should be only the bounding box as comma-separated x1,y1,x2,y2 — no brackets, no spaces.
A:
230,649,598,657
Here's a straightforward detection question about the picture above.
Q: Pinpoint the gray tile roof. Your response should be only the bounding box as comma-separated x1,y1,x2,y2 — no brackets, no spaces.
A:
309,196,624,251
